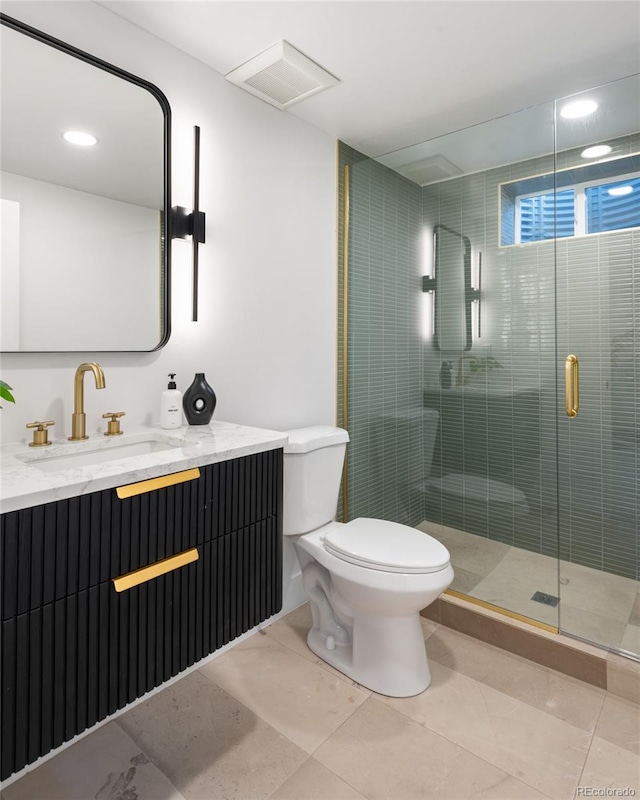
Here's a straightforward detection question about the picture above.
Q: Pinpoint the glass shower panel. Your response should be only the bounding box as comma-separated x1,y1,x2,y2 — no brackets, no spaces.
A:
412,105,560,628
342,100,560,629
555,76,640,655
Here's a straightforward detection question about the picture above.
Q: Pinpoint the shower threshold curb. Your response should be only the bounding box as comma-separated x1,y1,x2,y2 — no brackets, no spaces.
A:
422,591,640,704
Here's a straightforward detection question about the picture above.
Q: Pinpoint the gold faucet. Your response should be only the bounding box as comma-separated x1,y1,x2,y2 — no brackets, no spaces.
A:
69,362,106,441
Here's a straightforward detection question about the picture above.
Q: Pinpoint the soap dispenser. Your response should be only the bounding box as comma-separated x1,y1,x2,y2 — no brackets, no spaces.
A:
161,374,183,429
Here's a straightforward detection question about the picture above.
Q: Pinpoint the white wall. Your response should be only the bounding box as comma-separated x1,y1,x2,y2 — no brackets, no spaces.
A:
0,1,337,445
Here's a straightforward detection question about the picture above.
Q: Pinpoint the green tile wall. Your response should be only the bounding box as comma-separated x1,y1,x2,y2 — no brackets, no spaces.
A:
424,133,639,580
422,162,559,562
557,228,640,579
338,144,425,527
337,143,368,522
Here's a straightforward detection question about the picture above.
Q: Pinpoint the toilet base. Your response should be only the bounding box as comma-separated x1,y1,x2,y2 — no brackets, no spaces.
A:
307,611,431,697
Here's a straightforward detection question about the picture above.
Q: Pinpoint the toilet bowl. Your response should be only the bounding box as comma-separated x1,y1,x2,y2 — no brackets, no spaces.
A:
284,426,453,697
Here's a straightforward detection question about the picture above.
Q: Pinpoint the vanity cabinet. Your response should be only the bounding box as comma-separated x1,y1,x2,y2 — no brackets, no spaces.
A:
0,448,283,781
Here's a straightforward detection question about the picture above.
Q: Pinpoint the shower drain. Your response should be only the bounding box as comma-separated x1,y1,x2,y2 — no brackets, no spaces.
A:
531,591,559,607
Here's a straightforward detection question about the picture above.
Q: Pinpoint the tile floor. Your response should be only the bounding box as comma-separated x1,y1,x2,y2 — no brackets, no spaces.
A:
418,521,640,654
2,603,639,800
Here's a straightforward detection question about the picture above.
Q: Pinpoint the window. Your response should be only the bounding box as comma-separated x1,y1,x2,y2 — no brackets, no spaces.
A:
518,189,575,242
586,176,640,233
500,156,640,246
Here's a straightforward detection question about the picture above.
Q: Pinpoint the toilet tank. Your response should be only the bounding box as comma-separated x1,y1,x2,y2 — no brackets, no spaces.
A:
283,426,350,536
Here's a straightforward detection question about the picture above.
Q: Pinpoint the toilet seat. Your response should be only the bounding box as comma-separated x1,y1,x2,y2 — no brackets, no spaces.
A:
322,518,450,574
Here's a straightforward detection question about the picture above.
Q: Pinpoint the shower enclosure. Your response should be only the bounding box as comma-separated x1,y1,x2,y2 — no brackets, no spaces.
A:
338,73,639,658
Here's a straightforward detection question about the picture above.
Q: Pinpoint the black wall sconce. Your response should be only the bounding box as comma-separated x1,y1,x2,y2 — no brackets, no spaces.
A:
171,125,206,321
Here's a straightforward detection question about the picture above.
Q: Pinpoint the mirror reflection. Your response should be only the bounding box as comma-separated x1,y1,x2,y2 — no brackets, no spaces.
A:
0,17,170,352
433,224,471,352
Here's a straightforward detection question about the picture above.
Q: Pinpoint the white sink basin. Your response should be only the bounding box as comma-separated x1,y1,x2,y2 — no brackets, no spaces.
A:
19,435,199,472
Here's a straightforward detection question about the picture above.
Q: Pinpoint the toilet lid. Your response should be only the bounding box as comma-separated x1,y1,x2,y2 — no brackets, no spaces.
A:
429,474,527,505
323,519,450,574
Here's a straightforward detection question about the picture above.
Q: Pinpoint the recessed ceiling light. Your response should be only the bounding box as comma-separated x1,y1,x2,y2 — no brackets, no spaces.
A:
63,130,98,147
560,99,598,119
580,144,612,159
608,185,633,197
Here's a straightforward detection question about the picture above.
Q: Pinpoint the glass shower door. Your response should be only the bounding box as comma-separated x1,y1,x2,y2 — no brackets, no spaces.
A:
555,76,640,655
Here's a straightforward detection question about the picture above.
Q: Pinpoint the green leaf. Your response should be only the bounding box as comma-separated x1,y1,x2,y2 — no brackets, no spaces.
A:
0,380,16,406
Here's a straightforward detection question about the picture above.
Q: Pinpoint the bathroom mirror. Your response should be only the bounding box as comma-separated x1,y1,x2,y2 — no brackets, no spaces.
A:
0,14,171,352
433,224,472,351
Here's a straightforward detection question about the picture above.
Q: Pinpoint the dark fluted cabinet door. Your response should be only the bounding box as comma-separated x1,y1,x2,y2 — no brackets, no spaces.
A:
0,449,282,621
0,449,283,782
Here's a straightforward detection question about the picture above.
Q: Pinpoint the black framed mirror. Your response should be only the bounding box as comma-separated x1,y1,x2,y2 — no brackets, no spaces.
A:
0,14,171,352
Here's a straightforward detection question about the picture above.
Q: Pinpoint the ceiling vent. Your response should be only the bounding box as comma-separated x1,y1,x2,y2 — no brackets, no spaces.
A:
225,41,339,110
399,155,464,186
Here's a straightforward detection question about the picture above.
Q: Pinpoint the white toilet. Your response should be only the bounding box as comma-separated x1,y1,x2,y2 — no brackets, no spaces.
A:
283,426,454,697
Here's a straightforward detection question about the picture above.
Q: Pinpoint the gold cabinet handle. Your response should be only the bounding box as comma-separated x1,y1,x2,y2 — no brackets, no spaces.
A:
113,548,199,592
116,467,200,499
565,354,579,418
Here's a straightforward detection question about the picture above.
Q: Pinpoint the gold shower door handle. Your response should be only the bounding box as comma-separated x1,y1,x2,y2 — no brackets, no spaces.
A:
565,354,579,418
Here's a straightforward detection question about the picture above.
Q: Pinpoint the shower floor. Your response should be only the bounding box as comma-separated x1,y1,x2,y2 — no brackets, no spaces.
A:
418,520,640,657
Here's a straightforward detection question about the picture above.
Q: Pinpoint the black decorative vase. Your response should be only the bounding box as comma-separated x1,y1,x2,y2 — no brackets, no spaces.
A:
182,372,216,425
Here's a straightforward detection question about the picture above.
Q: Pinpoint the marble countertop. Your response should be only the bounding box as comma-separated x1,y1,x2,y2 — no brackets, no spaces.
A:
0,421,288,514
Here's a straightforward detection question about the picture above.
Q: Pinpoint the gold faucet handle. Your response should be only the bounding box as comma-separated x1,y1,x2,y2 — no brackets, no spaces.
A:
26,420,55,447
103,411,125,436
